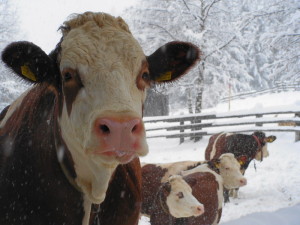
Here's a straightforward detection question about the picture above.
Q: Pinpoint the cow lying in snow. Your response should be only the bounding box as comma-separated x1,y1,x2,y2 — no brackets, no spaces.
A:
141,153,246,224
0,12,200,225
205,131,276,202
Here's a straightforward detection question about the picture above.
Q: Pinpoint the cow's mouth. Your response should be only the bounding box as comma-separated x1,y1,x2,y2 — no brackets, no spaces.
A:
93,150,136,164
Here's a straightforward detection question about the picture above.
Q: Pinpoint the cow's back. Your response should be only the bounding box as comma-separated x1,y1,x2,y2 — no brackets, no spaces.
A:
225,134,258,158
205,133,228,160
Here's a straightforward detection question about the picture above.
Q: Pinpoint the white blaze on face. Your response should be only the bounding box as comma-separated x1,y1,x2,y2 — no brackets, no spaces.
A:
57,13,149,204
218,153,247,189
255,144,269,160
166,175,204,218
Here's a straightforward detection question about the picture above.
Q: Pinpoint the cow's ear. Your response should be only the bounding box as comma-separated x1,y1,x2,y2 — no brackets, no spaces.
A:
147,41,200,83
237,155,247,166
1,41,54,83
265,135,276,143
184,177,197,187
210,159,220,169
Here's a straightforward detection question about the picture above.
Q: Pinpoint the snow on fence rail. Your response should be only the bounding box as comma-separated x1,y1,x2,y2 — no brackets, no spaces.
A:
144,109,300,143
220,83,300,103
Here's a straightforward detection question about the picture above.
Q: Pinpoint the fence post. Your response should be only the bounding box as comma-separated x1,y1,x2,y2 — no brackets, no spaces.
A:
295,113,300,142
255,114,263,127
194,117,202,142
180,119,184,144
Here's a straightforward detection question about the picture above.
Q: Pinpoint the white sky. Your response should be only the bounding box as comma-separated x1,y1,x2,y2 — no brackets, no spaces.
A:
11,0,138,53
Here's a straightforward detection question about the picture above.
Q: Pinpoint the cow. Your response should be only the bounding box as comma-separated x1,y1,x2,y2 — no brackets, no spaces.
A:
141,153,246,224
0,12,200,225
205,131,276,202
142,174,205,223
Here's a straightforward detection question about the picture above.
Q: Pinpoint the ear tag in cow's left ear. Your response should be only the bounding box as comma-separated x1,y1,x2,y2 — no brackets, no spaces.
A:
21,65,37,81
214,162,220,168
266,136,276,143
155,71,172,82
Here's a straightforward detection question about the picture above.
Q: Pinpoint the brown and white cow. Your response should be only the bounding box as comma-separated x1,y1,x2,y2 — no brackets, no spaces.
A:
143,174,204,223
205,131,276,201
142,153,246,224
0,12,200,225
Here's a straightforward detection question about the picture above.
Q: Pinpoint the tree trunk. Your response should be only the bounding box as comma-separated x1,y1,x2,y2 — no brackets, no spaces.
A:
194,64,204,141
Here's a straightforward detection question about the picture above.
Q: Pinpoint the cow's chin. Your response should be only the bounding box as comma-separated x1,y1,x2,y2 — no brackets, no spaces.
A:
93,150,137,164
86,138,149,164
87,146,148,165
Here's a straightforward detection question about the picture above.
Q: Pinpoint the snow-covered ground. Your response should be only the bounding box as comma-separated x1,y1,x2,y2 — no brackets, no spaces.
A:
139,91,300,224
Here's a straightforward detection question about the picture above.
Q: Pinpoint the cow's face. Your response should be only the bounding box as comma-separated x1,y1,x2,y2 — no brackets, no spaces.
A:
165,175,204,218
57,15,149,165
253,132,276,161
218,153,247,189
1,12,200,203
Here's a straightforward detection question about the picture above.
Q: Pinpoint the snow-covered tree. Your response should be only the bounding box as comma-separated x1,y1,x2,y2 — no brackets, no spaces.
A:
124,0,300,112
0,0,28,110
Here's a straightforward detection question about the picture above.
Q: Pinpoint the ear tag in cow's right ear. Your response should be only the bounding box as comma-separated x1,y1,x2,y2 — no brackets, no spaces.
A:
238,160,245,166
238,155,247,165
155,71,172,82
21,65,37,81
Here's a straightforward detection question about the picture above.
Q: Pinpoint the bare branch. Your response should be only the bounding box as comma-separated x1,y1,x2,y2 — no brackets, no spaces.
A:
148,23,177,40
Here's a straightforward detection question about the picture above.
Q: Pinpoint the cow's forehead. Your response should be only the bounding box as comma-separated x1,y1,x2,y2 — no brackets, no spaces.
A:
221,154,239,167
58,13,145,80
60,24,145,74
169,176,192,192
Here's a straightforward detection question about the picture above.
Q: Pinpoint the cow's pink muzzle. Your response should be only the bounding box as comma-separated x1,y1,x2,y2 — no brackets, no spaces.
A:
93,117,144,163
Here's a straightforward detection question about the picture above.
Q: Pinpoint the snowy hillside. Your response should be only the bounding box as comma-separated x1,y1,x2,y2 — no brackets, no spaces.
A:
139,91,300,224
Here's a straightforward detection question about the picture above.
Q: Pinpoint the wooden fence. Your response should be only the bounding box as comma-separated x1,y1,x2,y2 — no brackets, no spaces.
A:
144,109,300,143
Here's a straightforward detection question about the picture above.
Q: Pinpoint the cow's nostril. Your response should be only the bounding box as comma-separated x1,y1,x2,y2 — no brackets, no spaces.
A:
99,125,110,134
132,125,138,133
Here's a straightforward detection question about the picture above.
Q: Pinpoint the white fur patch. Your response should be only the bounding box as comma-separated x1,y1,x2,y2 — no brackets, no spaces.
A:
159,161,201,183
255,144,269,160
210,133,224,159
166,175,204,218
82,196,92,225
218,153,246,189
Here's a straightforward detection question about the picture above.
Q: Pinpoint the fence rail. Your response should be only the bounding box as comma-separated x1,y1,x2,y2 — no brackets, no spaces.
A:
220,83,300,103
144,109,300,143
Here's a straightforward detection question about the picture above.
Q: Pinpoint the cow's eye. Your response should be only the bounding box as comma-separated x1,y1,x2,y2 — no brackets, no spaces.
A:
142,72,150,81
137,71,151,90
64,72,73,82
225,167,230,170
176,192,184,199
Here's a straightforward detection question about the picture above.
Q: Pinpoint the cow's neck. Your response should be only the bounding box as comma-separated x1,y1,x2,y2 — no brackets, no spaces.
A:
207,161,220,174
0,84,85,224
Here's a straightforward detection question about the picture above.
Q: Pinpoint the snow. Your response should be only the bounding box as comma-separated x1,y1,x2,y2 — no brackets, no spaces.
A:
139,91,300,224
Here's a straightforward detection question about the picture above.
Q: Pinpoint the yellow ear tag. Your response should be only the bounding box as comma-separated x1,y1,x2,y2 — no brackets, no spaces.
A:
156,71,172,82
214,162,220,168
21,65,37,81
238,160,244,165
